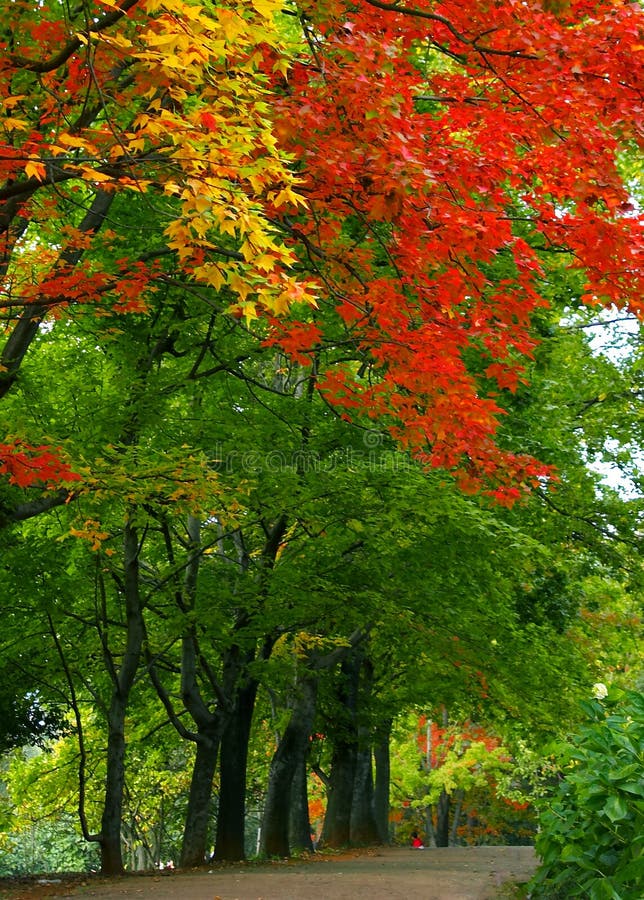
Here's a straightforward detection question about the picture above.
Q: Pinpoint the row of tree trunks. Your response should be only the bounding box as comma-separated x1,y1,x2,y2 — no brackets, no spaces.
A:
82,573,389,873
320,651,384,849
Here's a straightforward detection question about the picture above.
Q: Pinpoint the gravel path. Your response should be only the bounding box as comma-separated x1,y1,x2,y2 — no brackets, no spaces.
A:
1,846,538,900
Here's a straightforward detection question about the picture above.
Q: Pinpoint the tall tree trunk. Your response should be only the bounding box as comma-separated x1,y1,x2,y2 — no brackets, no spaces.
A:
349,658,379,845
176,516,226,868
180,729,221,867
435,788,450,847
214,677,258,861
100,696,128,875
320,737,356,848
320,652,363,848
213,516,286,861
260,674,317,857
99,518,145,875
373,719,392,844
350,742,379,845
450,789,464,846
289,755,313,853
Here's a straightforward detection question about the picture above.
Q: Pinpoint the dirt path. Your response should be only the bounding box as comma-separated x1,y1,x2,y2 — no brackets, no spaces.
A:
1,846,538,900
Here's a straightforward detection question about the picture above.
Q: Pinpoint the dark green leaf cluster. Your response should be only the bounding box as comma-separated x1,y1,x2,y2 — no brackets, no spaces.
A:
0,689,67,754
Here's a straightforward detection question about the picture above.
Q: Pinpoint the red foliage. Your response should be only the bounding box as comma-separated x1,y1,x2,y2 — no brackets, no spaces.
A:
265,0,643,498
0,441,81,488
417,715,501,769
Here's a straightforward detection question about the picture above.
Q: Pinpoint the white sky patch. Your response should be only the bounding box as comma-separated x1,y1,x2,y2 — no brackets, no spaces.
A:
581,307,643,498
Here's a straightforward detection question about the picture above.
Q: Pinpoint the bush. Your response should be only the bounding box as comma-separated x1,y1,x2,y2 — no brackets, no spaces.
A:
529,688,643,900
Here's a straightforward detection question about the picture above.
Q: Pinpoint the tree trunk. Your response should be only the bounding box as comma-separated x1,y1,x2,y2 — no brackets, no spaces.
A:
320,738,355,848
435,788,450,847
319,651,363,849
373,720,391,844
349,657,379,846
289,755,313,853
214,677,258,861
180,729,221,867
168,515,225,868
100,696,128,875
350,743,379,845
213,517,286,861
260,674,317,857
99,517,145,875
450,789,464,846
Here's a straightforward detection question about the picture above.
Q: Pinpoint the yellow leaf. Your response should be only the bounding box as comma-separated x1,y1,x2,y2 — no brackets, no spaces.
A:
228,273,253,301
197,263,226,291
254,253,278,272
272,187,308,209
2,95,26,109
217,8,245,42
79,167,112,182
2,117,29,131
57,133,88,148
25,160,47,181
251,0,280,17
239,301,258,323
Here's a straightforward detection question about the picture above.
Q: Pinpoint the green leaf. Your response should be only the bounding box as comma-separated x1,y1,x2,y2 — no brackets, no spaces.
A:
603,794,629,823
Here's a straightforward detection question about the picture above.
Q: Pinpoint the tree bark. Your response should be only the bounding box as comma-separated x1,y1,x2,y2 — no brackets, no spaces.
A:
214,676,258,861
173,515,227,868
213,517,286,861
349,657,379,846
350,742,379,845
100,696,129,875
180,729,221,867
320,652,363,848
260,674,317,857
320,736,355,848
99,517,145,875
373,720,391,844
435,788,450,847
450,789,464,846
289,755,313,853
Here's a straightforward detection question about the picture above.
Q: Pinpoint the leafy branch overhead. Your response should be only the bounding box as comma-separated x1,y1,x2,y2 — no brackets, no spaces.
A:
0,0,642,500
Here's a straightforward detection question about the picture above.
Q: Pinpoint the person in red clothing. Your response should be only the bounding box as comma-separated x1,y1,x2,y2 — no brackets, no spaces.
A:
411,831,425,849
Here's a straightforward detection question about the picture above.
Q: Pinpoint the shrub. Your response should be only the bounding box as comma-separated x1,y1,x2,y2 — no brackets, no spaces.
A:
529,688,643,899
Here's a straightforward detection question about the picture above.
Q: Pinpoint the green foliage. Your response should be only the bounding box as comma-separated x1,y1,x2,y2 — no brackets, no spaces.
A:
0,813,99,877
0,691,65,754
530,688,644,899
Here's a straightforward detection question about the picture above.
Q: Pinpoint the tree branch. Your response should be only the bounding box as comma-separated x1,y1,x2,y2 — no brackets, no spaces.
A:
0,488,72,526
362,0,538,59
8,0,141,74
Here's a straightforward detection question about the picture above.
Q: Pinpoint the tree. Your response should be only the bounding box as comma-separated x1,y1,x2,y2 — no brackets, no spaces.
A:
264,0,643,497
0,0,314,512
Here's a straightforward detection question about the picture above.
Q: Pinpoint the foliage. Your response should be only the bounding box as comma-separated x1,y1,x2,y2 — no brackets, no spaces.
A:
265,0,644,497
530,688,644,899
0,812,100,877
0,691,65,755
0,0,642,875
389,715,539,846
0,710,191,875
